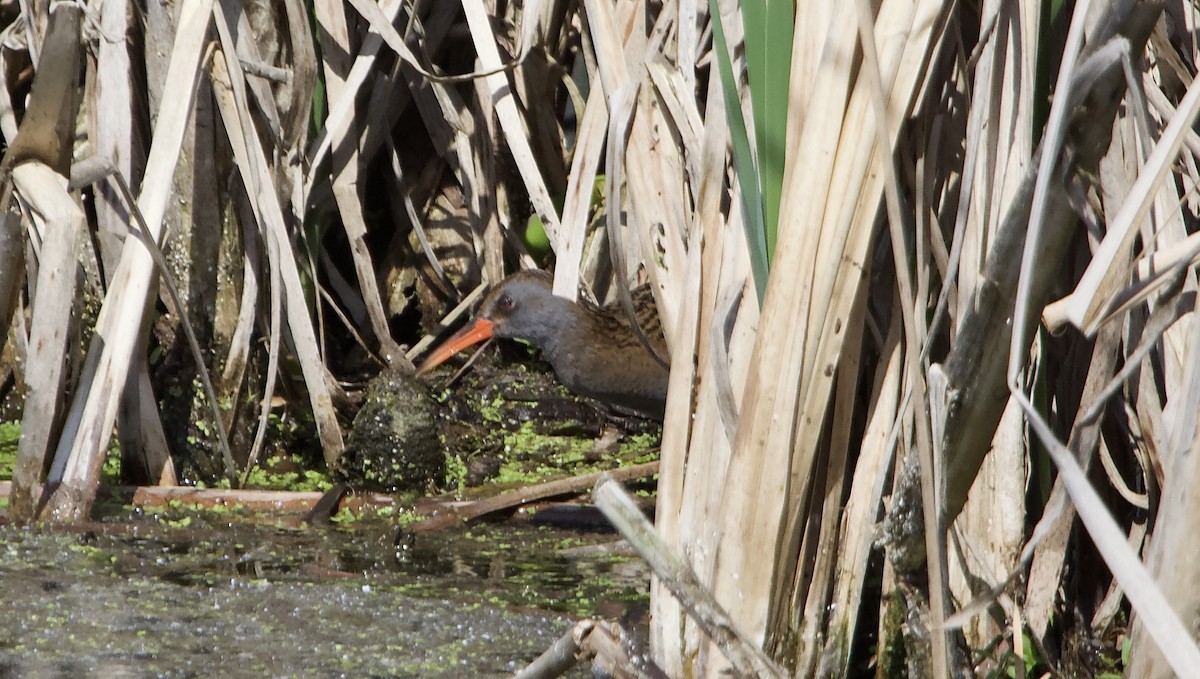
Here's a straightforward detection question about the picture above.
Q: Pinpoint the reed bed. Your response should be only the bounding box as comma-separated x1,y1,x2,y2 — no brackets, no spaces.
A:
1,0,1199,676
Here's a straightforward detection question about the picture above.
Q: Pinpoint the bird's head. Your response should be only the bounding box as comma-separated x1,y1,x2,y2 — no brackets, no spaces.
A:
417,270,572,374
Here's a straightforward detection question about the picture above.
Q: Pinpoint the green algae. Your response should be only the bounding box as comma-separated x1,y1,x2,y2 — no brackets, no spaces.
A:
491,420,659,488
0,421,124,486
197,453,334,492
0,421,17,478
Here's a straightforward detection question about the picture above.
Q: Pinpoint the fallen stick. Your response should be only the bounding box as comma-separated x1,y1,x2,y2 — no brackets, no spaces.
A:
512,622,583,679
593,473,787,679
513,619,668,679
0,481,397,515
405,460,660,534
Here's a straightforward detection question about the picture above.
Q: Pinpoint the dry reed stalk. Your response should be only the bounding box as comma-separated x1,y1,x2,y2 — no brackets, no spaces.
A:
818,314,903,675
943,0,1040,659
84,0,170,483
316,0,402,360
463,2,564,254
206,35,286,484
694,0,944,667
553,85,607,299
10,162,82,516
209,24,345,467
650,43,756,677
38,0,212,519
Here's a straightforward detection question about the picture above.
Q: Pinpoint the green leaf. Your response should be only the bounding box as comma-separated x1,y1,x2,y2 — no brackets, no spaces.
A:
742,0,793,260
708,0,770,302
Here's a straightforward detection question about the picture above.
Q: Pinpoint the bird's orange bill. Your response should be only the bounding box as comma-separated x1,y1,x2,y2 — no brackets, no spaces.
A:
416,318,497,375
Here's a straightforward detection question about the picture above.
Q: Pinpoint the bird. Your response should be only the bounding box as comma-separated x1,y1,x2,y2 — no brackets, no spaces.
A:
417,270,670,419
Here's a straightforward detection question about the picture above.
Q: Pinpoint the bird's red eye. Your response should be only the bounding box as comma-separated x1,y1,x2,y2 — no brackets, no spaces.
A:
498,294,515,311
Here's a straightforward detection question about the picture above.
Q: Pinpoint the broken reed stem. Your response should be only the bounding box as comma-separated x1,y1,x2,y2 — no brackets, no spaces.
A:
406,460,660,534
592,474,786,679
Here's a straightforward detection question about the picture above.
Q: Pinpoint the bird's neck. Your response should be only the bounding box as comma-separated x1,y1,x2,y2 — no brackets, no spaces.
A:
522,298,596,367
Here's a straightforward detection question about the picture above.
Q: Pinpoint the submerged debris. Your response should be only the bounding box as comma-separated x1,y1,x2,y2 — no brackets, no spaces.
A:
335,368,443,492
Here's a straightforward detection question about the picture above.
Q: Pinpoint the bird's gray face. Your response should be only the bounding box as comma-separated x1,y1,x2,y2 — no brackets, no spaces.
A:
417,270,577,376
477,277,572,347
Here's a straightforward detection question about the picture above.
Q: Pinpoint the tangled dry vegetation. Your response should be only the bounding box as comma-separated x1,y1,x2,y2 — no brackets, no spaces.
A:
3,0,1200,676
